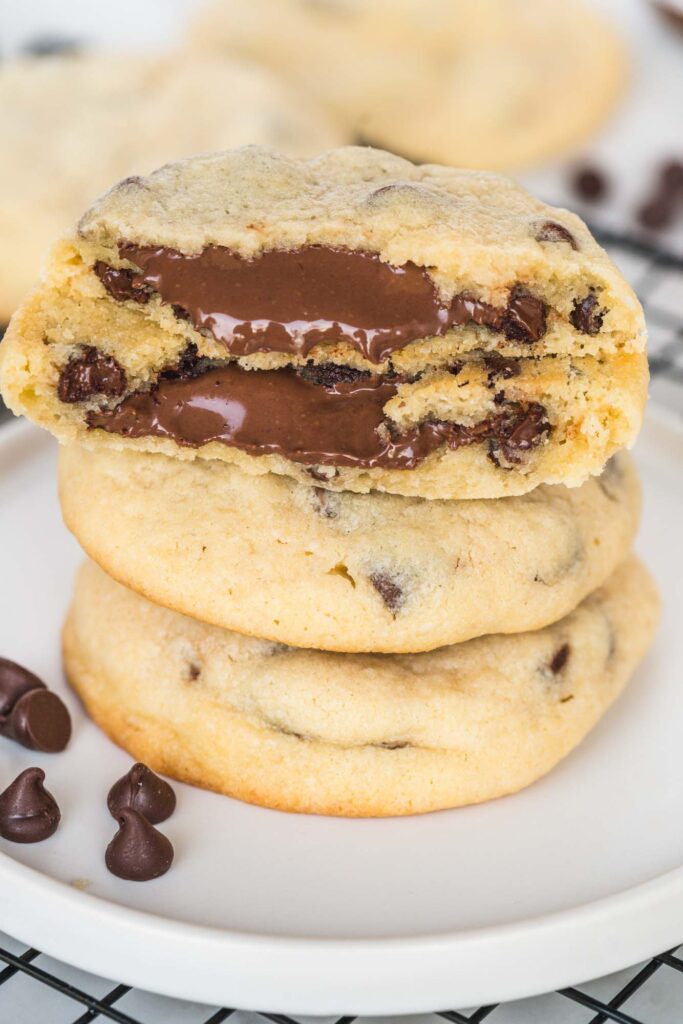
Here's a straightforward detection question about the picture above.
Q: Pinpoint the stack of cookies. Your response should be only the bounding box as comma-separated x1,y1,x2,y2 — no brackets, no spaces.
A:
0,147,659,816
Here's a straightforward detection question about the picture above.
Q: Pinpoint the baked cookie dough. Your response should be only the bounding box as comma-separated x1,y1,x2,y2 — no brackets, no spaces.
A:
63,557,659,817
0,147,647,499
59,444,641,653
0,52,342,322
189,0,627,171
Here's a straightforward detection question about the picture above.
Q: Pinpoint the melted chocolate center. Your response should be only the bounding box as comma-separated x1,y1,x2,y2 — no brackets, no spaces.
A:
99,244,547,363
87,362,550,471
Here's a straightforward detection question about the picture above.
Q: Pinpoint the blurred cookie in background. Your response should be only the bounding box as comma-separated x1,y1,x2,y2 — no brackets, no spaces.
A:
190,0,627,172
0,52,343,323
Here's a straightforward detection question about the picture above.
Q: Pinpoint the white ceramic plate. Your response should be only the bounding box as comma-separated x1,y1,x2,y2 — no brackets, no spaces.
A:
0,414,681,1016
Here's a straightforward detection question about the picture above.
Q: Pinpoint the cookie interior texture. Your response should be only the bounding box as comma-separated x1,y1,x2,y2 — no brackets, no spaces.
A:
59,444,641,653
188,0,627,171
63,557,659,816
0,148,647,499
0,53,343,321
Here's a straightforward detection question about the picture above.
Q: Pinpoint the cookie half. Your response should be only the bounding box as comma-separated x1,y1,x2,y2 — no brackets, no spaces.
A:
189,0,627,171
0,147,647,499
60,444,641,654
0,52,342,321
63,558,659,817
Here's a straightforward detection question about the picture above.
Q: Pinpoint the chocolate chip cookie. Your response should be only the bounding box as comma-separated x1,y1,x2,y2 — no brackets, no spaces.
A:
59,444,640,653
63,557,659,817
0,53,342,321
0,147,647,500
189,0,627,171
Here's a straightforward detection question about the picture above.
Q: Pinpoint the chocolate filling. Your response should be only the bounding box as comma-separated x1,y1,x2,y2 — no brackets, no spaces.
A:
95,244,549,364
86,359,551,471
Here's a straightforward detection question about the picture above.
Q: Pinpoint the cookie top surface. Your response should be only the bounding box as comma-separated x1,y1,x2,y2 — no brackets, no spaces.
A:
59,443,641,653
77,145,644,353
0,53,342,319
78,144,608,266
64,555,659,815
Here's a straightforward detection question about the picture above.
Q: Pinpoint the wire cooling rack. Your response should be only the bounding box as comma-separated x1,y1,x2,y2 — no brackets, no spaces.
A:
0,230,682,1022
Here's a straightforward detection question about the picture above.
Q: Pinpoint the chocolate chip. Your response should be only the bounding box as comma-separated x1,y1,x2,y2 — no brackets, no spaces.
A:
58,346,127,404
501,287,547,344
107,763,176,826
448,361,464,376
535,220,578,250
0,768,60,844
188,663,201,681
114,176,146,191
105,808,174,881
378,740,411,750
636,197,675,231
369,572,405,614
484,354,520,382
298,362,372,389
0,689,72,753
571,166,609,203
661,159,683,192
634,159,683,232
94,261,151,304
500,403,550,460
488,403,551,467
312,487,340,519
0,657,45,716
158,343,210,383
570,292,605,335
656,3,683,30
550,644,571,674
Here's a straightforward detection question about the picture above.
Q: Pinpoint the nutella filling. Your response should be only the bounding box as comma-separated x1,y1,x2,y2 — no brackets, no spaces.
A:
97,244,548,364
86,361,550,471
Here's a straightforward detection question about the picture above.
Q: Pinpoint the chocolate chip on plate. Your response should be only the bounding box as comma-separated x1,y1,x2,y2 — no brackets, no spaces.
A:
0,767,61,844
107,763,176,825
0,657,46,716
106,809,174,881
570,165,609,203
0,688,72,753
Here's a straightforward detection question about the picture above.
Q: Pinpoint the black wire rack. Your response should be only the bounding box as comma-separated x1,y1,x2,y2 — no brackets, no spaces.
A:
0,230,682,1022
